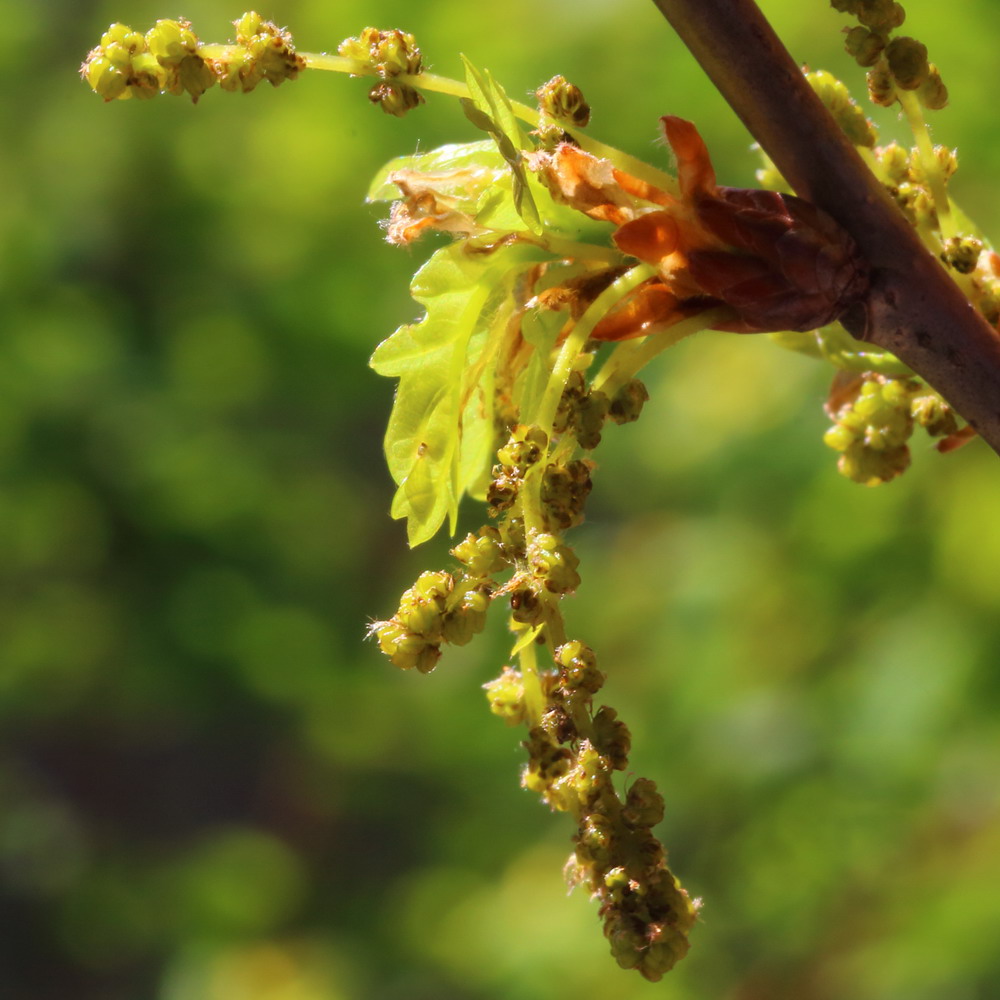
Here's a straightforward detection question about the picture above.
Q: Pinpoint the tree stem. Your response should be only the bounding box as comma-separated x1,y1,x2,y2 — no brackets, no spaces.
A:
650,0,1000,456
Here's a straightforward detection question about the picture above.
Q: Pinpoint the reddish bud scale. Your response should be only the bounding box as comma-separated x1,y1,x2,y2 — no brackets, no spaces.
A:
599,116,869,340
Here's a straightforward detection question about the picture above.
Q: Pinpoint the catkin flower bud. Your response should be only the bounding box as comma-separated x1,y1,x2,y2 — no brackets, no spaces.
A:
529,533,582,594
339,27,414,75
919,65,948,110
536,75,591,128
497,425,548,474
608,379,649,424
876,142,910,184
592,706,631,770
844,26,885,68
891,181,934,227
576,813,615,865
807,70,878,146
541,459,593,531
910,392,959,437
369,619,442,673
940,236,981,275
486,465,519,515
338,27,424,117
450,527,508,577
441,585,492,646
521,727,574,798
556,640,605,695
227,13,306,92
885,36,929,90
483,667,528,726
509,580,546,626
623,778,665,829
867,60,896,106
824,375,919,485
369,81,423,117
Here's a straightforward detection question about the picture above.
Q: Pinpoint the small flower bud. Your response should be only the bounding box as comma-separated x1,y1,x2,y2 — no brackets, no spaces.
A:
441,584,492,646
536,75,591,128
885,36,929,90
369,81,424,117
592,706,631,770
807,69,878,146
483,666,528,726
556,640,605,694
450,527,508,577
235,12,265,45
541,459,593,531
940,236,982,275
509,581,546,626
529,533,581,594
910,392,959,437
576,813,615,865
497,425,548,474
919,65,948,111
608,379,649,424
867,61,896,106
338,27,422,78
624,778,665,829
839,440,910,485
892,181,935,227
369,619,442,673
876,142,910,184
844,26,885,68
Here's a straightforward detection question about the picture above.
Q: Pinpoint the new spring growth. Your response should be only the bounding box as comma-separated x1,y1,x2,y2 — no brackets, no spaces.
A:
84,7,985,978
510,640,699,981
338,28,424,117
823,373,960,484
832,0,947,110
80,13,304,102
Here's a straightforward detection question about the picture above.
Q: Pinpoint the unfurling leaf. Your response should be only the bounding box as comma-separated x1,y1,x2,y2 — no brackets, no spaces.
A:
372,239,550,545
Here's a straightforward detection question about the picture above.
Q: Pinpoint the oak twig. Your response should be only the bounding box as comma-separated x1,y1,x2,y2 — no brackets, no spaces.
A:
651,0,1000,456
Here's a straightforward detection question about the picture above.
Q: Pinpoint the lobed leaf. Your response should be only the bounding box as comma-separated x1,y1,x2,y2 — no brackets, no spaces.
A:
372,239,552,545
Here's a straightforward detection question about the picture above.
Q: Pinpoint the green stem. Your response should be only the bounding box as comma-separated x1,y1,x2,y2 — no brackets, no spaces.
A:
534,265,655,438
593,307,729,397
516,628,546,724
299,55,680,195
530,236,624,265
897,89,955,240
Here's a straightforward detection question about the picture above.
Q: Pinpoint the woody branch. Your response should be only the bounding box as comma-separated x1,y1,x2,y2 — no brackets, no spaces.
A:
651,0,1000,457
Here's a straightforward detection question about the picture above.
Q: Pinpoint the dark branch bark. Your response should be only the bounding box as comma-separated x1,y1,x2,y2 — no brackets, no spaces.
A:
651,0,1000,456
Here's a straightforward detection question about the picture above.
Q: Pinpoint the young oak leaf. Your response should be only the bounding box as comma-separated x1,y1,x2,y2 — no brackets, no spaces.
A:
368,141,508,243
371,239,551,545
367,140,503,203
460,55,542,234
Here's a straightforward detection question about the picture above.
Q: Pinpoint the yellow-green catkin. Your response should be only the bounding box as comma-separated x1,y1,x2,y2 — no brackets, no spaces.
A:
519,640,700,981
337,28,424,116
831,0,947,111
806,69,878,147
823,374,962,484
536,75,591,128
81,11,305,103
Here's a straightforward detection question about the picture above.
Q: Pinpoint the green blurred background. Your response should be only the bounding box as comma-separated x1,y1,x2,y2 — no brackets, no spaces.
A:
5,1,1000,997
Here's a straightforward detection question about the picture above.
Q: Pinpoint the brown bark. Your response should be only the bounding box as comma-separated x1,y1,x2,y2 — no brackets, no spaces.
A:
651,0,1000,456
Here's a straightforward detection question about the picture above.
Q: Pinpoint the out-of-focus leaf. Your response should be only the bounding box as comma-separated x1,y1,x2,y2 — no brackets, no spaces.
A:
770,325,913,376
